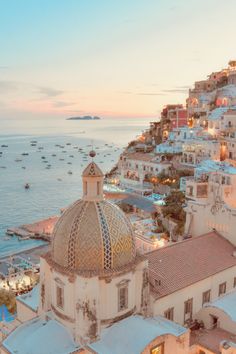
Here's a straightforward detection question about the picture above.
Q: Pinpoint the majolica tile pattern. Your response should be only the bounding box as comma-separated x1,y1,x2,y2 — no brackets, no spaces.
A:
52,200,136,272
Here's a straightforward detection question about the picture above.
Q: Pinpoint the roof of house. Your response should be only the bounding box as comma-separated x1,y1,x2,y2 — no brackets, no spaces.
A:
17,285,39,312
196,160,236,176
208,107,228,120
147,232,236,299
3,315,80,354
87,315,187,354
190,327,236,354
121,195,156,213
204,289,236,322
123,152,154,162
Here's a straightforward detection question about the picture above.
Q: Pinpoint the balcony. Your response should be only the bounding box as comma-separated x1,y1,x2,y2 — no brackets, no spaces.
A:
186,180,208,199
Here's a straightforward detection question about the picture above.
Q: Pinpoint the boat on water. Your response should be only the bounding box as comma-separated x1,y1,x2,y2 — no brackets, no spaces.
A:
15,158,22,162
1,145,8,148
6,230,14,236
22,153,29,156
68,170,73,175
19,236,30,241
25,183,30,189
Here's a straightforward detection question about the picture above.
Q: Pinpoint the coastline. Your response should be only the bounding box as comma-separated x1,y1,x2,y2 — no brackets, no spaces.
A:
0,242,49,261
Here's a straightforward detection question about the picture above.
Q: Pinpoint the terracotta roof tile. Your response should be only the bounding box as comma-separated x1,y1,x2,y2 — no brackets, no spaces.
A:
190,327,236,353
147,232,236,299
123,152,154,162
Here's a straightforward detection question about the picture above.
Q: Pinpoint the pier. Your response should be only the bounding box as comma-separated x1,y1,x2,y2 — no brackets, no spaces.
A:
7,216,59,242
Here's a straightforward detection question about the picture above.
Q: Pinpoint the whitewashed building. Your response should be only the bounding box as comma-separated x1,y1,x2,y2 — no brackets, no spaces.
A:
119,152,171,195
184,161,236,243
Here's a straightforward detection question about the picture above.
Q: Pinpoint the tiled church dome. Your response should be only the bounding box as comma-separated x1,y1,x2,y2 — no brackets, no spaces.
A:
51,157,136,273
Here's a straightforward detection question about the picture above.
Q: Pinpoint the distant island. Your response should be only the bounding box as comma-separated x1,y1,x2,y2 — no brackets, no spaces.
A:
67,116,101,121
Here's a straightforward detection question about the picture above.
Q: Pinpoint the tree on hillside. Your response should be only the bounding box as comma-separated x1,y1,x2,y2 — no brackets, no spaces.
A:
0,289,16,314
162,191,186,235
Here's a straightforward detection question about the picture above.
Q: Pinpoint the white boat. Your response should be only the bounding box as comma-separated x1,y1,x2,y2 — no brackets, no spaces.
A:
6,230,14,236
19,236,30,241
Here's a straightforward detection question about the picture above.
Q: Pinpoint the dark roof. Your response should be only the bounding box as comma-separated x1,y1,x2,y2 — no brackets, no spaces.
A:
121,195,156,213
147,232,236,299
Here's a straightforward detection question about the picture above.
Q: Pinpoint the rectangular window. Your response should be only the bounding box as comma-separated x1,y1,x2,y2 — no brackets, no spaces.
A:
219,282,226,296
84,181,88,195
56,286,64,309
97,181,100,195
150,343,164,354
184,298,193,324
118,286,128,312
234,277,236,288
164,307,174,321
202,290,211,305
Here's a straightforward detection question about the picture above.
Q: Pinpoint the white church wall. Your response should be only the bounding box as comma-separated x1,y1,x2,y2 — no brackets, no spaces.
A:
75,275,100,344
99,270,136,322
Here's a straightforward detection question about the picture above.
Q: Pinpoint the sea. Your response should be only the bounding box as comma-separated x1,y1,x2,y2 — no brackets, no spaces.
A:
0,116,151,257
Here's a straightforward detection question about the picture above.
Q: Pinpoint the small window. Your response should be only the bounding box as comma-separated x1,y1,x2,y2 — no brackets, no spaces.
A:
219,282,226,296
155,279,161,287
184,298,193,324
199,350,206,354
118,285,128,312
150,343,164,354
84,181,88,195
56,286,64,309
164,307,174,321
233,277,236,288
202,290,211,305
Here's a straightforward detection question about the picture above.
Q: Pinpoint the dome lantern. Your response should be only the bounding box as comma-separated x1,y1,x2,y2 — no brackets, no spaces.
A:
82,150,104,201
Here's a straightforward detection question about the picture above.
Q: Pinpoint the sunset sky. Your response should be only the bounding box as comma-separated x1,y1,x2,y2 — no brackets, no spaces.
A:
0,0,236,119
